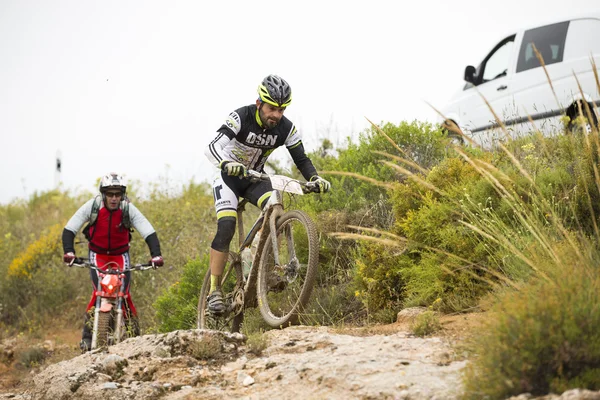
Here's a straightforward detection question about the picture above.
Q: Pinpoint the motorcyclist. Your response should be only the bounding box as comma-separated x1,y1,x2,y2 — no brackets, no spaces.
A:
203,74,331,315
61,172,164,351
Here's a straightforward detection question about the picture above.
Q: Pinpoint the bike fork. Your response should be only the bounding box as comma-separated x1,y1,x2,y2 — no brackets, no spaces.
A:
269,212,281,266
285,224,296,261
268,198,284,266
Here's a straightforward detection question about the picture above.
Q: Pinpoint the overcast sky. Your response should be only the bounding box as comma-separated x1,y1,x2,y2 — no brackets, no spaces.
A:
1,0,599,204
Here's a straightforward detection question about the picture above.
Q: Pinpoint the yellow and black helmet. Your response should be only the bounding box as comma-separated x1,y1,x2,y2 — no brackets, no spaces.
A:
257,74,292,108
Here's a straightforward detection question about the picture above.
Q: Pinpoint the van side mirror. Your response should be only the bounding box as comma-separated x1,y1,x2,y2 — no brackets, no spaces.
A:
464,65,476,83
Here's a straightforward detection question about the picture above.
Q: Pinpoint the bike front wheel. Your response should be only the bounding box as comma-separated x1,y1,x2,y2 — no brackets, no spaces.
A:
197,254,244,333
257,210,319,328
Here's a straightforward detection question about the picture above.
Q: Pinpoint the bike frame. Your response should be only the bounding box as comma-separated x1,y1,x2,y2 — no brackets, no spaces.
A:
225,171,311,297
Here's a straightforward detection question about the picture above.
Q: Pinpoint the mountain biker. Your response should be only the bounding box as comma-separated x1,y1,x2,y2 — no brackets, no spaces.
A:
61,172,164,351
203,74,331,315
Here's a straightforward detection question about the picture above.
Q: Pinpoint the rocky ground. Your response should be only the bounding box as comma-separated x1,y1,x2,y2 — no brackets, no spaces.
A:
0,327,464,400
1,311,599,400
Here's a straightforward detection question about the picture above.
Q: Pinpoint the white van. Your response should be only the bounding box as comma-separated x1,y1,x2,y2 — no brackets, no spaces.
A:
441,14,600,147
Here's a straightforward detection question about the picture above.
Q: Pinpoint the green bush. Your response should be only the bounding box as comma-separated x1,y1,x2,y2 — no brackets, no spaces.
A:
351,154,499,313
462,242,600,398
410,310,441,337
154,255,209,332
18,346,47,369
189,335,222,360
299,282,364,326
246,331,268,356
352,242,408,312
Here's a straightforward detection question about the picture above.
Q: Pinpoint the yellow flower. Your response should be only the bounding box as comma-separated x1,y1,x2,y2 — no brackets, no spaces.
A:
8,223,62,278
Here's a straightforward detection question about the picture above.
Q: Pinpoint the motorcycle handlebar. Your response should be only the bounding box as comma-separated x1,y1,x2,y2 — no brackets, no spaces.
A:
71,257,155,271
245,170,320,193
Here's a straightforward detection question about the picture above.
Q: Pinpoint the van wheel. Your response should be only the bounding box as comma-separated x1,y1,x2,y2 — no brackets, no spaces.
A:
567,102,598,134
442,120,465,145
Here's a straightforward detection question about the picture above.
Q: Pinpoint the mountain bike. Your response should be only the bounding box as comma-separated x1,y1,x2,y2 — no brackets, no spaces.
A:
71,257,155,351
197,170,320,332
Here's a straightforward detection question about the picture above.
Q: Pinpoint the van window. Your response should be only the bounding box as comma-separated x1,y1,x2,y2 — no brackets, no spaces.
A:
516,21,569,73
468,35,515,87
482,40,514,82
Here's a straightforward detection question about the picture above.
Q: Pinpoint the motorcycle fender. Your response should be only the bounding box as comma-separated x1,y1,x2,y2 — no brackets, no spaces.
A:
100,299,114,313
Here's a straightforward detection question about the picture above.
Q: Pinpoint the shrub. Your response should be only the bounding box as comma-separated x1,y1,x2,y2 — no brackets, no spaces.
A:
17,346,47,369
246,331,268,356
462,242,600,398
352,242,408,312
154,255,209,332
300,283,364,326
1,222,83,328
8,223,63,278
189,335,221,360
410,310,441,337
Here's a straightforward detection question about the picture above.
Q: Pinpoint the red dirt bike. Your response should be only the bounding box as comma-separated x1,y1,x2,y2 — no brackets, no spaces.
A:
72,257,155,351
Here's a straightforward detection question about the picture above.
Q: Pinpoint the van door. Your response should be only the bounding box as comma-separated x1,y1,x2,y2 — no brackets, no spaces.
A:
460,36,516,146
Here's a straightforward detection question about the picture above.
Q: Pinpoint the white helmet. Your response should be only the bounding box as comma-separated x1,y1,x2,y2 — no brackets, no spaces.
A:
99,172,127,194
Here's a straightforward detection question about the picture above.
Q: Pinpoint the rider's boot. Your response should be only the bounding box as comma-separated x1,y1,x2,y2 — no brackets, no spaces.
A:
80,312,92,352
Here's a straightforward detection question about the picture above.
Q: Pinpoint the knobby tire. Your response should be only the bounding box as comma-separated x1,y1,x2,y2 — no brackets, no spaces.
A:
257,210,318,328
96,312,111,349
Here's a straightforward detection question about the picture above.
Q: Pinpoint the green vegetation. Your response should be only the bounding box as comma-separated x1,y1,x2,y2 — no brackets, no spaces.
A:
410,310,441,337
17,346,47,369
153,256,208,332
189,335,222,360
246,330,269,356
1,95,600,397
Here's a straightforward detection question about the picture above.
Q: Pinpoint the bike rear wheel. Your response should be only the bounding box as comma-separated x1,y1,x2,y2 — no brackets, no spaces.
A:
257,210,319,328
197,255,244,333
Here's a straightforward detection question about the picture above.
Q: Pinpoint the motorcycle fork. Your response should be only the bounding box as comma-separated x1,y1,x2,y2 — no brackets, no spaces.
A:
113,274,127,343
91,292,102,349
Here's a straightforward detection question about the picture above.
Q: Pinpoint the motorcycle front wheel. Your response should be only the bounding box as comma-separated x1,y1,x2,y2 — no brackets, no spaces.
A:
96,311,111,349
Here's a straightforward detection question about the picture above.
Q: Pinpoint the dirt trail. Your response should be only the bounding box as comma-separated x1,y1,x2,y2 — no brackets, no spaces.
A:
2,313,596,400
0,314,478,400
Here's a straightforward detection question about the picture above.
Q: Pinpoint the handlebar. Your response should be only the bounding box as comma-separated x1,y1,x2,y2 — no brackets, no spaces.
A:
245,170,320,194
71,257,156,272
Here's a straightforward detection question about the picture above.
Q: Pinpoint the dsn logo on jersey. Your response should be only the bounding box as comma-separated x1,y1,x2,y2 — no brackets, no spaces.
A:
247,132,277,147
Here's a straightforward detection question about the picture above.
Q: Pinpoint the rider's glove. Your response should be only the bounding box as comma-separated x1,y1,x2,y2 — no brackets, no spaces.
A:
150,255,164,268
220,161,247,177
310,176,331,193
63,252,76,266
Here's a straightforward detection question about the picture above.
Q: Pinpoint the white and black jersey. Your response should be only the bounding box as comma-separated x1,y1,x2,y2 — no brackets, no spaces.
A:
205,104,317,180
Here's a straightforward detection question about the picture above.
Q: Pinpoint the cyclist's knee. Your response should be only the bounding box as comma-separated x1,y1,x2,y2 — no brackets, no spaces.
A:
212,217,236,252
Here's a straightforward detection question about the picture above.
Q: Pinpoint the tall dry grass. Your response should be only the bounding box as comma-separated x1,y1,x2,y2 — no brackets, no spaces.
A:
331,60,600,397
